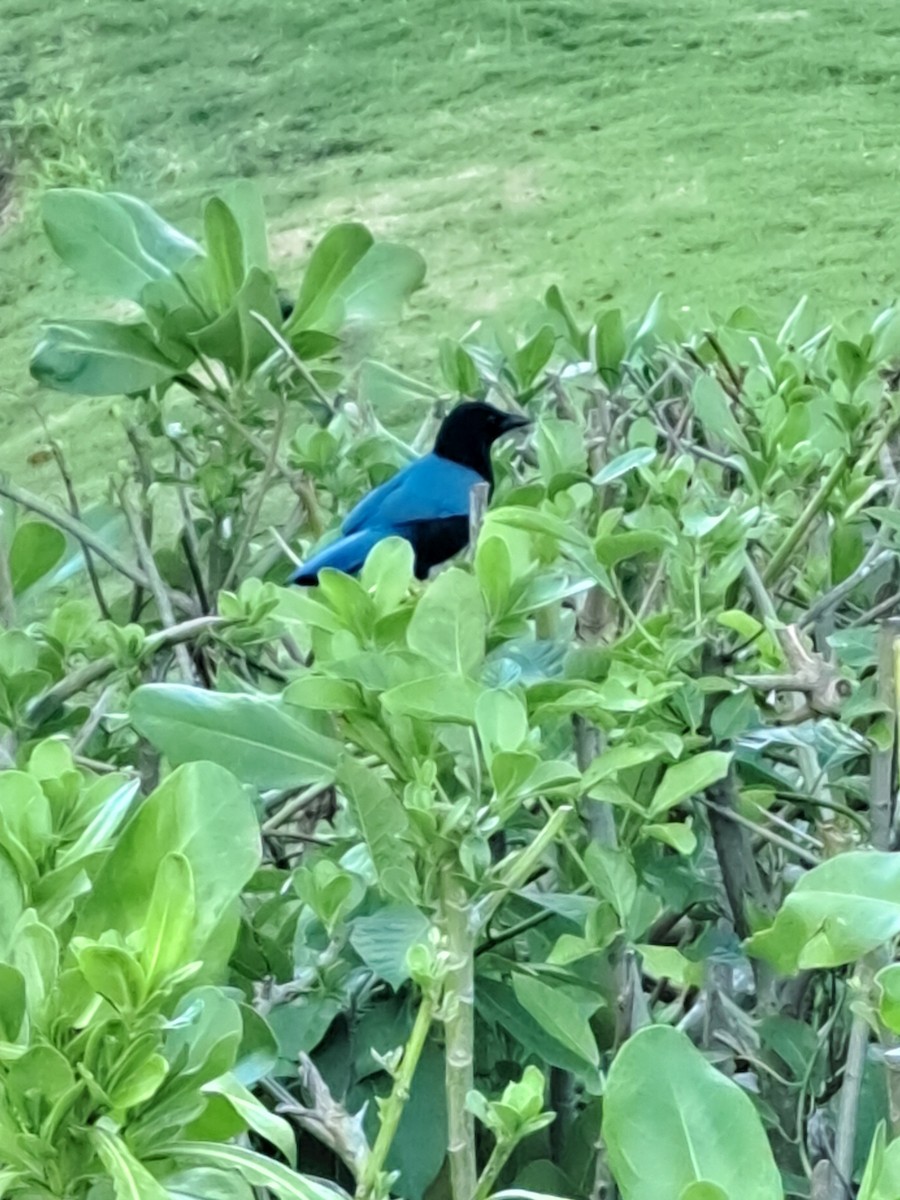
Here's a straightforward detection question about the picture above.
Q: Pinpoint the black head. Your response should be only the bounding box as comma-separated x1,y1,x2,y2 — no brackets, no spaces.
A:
433,401,529,481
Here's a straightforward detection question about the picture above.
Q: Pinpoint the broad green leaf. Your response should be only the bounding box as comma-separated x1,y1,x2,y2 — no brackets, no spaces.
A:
584,843,636,923
201,1076,296,1165
877,964,900,1035
130,685,339,789
357,360,440,424
287,222,374,331
747,852,900,974
216,180,269,271
0,964,25,1041
31,320,180,396
692,374,750,452
476,977,601,1090
78,762,259,962
58,777,141,868
859,1122,900,1200
512,974,600,1070
635,945,704,988
360,536,416,615
156,1142,337,1200
91,1122,171,1200
331,241,426,327
337,756,416,902
382,675,484,724
593,447,657,487
644,822,697,855
141,852,196,988
73,940,145,1011
42,188,200,302
476,689,529,763
602,1025,782,1200
204,197,246,310
440,338,481,394
164,1168,253,1200
9,523,66,595
407,568,486,676
192,267,282,378
648,752,732,818
514,325,555,387
349,904,431,989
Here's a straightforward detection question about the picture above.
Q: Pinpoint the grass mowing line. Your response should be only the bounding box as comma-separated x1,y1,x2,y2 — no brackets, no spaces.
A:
1,0,898,497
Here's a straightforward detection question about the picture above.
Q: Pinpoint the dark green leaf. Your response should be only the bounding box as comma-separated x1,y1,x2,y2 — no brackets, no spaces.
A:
9,523,66,595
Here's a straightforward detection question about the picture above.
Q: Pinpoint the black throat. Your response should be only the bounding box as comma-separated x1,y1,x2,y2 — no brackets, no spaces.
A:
433,428,495,484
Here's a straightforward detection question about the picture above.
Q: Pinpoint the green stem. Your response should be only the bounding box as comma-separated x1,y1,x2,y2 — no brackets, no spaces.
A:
762,452,847,585
441,863,478,1200
474,1138,513,1200
357,991,437,1200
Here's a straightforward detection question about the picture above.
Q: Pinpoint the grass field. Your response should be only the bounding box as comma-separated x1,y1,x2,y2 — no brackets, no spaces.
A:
1,0,899,497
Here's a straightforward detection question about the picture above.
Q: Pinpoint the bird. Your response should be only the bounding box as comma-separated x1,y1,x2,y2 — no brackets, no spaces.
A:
290,400,529,585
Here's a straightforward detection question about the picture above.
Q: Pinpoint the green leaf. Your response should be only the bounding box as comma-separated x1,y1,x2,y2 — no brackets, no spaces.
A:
691,374,750,452
9,523,66,595
73,940,146,1011
360,536,416,615
440,338,481,394
512,974,600,1070
204,197,246,310
192,267,282,378
31,319,180,396
91,1122,171,1200
357,360,439,424
130,685,339,789
635,945,704,989
337,756,416,902
602,1025,782,1200
514,325,555,387
156,1142,338,1200
0,964,25,1042
382,675,484,724
141,852,196,988
201,1076,296,1165
593,447,657,487
648,752,732,818
407,568,486,676
644,821,697,855
287,222,374,331
42,188,201,303
476,689,529,762
78,762,259,964
584,843,636,923
748,851,900,974
349,904,431,989
331,241,426,328
219,179,269,271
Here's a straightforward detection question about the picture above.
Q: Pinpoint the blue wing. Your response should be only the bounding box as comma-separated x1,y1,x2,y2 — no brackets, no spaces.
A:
342,453,482,535
289,528,386,584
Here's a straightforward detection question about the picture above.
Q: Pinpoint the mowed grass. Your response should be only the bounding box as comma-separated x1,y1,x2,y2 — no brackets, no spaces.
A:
1,0,899,497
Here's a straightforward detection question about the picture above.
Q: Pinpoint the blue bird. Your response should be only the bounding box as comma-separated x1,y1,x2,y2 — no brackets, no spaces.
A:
290,401,529,584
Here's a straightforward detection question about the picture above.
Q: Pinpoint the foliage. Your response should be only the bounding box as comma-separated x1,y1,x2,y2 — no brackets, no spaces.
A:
6,182,900,1200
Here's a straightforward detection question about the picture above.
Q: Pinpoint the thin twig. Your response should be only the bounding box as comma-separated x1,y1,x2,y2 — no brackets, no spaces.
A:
119,486,199,683
0,478,163,600
250,310,335,415
763,453,848,586
49,440,111,619
222,398,287,592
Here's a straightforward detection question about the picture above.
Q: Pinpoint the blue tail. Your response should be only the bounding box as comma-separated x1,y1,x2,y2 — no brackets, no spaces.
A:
290,527,389,585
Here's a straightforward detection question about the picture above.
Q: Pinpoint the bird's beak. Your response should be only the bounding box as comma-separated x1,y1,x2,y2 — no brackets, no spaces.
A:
500,411,530,433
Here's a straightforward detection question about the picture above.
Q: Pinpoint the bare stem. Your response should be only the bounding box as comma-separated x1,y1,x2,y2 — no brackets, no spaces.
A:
441,863,478,1200
356,991,437,1200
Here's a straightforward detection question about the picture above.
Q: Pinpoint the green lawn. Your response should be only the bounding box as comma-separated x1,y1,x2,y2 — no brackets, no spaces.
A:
1,0,898,495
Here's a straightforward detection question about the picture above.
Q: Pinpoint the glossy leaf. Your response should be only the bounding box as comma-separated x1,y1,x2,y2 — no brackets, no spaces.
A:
287,222,374,331
748,852,900,973
407,567,486,676
648,752,732,818
9,523,66,595
603,1025,782,1200
130,685,340,789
